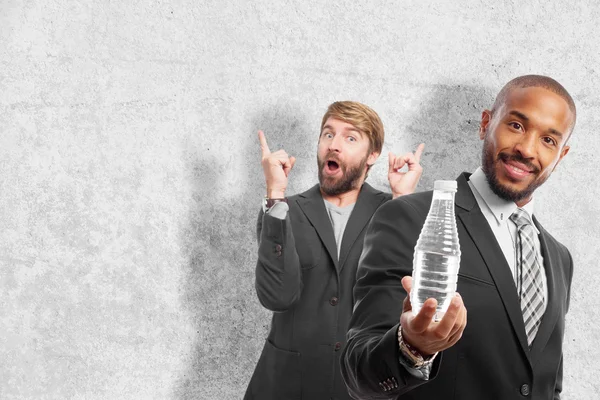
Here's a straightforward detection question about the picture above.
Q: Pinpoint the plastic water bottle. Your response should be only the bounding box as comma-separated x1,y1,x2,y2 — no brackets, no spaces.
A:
410,180,461,320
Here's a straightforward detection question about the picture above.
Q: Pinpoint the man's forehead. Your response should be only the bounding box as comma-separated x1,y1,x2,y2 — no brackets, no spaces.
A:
322,118,363,134
500,87,573,119
502,87,569,110
495,88,575,139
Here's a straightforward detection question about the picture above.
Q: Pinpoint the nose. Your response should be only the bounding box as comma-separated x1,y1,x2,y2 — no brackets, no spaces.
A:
328,134,343,152
514,131,536,159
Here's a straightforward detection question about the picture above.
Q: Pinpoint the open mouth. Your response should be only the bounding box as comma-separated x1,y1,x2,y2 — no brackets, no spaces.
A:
323,159,342,176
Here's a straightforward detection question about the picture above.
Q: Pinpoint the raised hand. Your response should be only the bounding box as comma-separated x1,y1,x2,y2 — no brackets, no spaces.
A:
258,130,296,198
388,143,425,199
399,276,467,356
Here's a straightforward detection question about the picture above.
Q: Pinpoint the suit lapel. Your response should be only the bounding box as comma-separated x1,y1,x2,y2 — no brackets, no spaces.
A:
455,173,531,359
338,183,388,271
296,185,339,270
529,219,562,364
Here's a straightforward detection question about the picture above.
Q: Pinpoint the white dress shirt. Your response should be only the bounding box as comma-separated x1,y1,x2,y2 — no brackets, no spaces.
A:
467,167,548,309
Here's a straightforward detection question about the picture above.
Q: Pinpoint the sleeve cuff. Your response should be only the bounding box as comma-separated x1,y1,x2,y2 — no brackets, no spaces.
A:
398,353,435,381
265,201,289,220
397,326,437,381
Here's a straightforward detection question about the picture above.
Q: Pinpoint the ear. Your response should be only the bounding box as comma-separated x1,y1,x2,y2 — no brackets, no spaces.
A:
480,110,492,140
552,144,570,172
367,151,380,167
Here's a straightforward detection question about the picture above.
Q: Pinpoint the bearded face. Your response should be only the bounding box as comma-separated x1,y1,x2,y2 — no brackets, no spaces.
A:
318,151,369,196
479,87,573,206
316,118,376,197
481,135,546,204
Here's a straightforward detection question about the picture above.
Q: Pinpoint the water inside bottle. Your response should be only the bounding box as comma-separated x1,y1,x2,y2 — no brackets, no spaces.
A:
411,250,460,320
410,181,460,321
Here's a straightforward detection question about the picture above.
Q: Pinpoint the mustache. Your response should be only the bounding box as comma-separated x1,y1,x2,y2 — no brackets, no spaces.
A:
498,152,539,173
319,153,344,169
323,152,341,163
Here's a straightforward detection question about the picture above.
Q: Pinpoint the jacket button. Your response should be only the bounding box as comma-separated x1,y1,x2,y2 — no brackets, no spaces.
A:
275,244,282,251
276,251,282,258
334,342,342,351
329,297,339,306
520,384,530,396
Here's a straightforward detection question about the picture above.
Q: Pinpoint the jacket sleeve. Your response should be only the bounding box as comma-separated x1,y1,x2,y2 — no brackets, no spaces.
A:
553,355,563,400
341,198,441,399
554,250,574,400
254,208,303,312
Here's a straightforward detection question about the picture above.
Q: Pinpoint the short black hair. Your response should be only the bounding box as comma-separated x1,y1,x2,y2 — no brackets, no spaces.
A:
491,75,577,133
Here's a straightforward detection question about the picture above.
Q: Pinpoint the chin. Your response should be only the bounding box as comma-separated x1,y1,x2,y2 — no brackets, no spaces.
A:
498,177,532,192
486,169,531,204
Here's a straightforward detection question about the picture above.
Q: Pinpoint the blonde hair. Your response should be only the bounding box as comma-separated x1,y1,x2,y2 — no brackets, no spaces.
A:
320,101,384,155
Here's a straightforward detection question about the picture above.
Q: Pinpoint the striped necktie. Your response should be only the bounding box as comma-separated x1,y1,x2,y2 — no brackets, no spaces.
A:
510,208,546,347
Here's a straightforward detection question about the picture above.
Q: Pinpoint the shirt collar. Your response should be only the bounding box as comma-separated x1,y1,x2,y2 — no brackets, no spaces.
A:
469,167,536,229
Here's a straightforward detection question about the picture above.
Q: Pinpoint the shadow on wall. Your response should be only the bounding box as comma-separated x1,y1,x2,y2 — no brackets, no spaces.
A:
174,102,312,399
409,83,495,191
172,85,494,397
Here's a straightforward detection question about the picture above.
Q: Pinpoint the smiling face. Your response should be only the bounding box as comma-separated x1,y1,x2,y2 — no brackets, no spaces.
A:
480,86,574,206
317,117,379,196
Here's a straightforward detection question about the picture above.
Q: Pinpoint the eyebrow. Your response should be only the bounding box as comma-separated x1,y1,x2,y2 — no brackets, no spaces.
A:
321,125,364,136
548,128,564,139
508,110,564,139
508,110,529,121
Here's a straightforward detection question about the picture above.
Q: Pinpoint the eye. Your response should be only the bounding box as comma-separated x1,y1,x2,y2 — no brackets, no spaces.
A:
508,122,523,131
322,132,333,139
542,136,557,146
347,136,356,142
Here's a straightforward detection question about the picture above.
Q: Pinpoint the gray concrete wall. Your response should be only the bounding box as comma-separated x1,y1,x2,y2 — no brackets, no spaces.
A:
1,1,598,398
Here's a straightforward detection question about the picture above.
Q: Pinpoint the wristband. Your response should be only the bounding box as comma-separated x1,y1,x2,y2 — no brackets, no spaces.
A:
264,197,288,210
398,326,437,369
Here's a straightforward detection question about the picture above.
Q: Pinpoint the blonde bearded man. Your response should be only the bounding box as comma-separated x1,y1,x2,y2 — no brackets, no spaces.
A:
245,101,424,400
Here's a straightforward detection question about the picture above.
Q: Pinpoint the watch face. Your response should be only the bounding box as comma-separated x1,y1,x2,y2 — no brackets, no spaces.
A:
410,354,426,368
399,343,422,366
397,326,437,369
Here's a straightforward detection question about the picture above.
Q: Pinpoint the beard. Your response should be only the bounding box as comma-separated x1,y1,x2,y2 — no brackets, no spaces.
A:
481,137,547,204
318,153,368,196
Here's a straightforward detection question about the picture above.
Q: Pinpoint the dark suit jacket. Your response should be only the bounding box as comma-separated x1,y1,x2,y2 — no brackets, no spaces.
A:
341,173,573,400
244,183,391,400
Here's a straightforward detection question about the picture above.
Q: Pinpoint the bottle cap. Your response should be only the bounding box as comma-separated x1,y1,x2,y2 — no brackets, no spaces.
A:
434,180,457,192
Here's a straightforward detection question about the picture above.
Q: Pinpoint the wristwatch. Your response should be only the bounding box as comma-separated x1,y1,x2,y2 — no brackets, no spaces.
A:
397,327,437,369
264,197,288,210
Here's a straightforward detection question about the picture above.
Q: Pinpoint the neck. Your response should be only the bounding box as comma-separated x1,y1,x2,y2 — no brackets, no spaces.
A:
320,187,361,207
319,169,368,207
515,195,533,208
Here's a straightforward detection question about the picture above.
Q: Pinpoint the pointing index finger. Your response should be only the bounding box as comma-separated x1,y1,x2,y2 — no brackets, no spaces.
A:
258,130,271,156
414,143,425,163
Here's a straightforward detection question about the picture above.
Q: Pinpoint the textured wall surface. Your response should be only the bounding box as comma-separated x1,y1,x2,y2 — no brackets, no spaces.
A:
1,1,599,399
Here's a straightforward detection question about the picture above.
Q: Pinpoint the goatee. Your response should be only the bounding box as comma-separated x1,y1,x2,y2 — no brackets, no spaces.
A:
481,138,545,203
318,155,368,196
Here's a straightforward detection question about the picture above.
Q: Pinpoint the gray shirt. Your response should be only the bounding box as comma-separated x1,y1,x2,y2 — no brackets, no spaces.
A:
264,199,355,261
323,199,355,260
